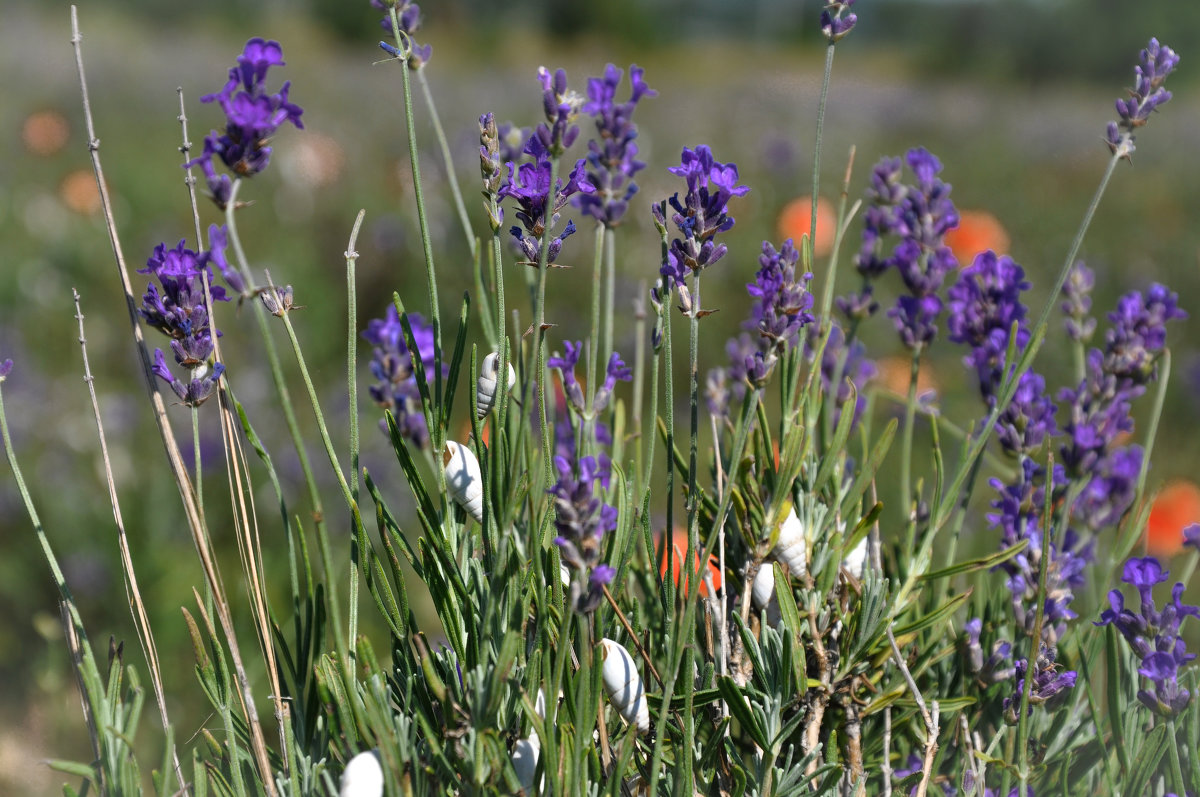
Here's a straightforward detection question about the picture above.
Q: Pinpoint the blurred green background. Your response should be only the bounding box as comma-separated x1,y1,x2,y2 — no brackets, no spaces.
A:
3,1,1199,792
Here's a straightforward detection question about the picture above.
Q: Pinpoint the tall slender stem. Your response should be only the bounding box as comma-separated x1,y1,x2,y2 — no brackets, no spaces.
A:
345,210,365,644
901,347,922,557
533,157,561,489
603,226,616,370
588,223,605,411
812,41,837,318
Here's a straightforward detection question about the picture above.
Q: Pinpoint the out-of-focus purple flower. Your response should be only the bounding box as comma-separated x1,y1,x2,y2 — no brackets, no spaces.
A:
821,0,857,41
1061,261,1096,344
205,224,244,295
1183,523,1200,552
1058,349,1139,478
706,367,730,422
856,148,959,348
497,122,530,165
186,38,303,203
574,64,656,227
1098,556,1198,717
1103,283,1186,386
947,252,1029,380
1107,39,1180,157
371,0,432,68
658,145,750,293
1073,445,1142,533
0,359,13,382
363,305,439,449
964,617,1016,686
499,137,593,266
805,323,876,432
1003,645,1077,722
550,430,618,613
153,349,223,407
745,240,815,373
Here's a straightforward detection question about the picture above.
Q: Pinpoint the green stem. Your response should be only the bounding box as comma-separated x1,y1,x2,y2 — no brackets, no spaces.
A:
900,347,922,558
345,210,365,644
812,41,837,321
603,226,616,370
686,269,702,593
416,68,477,261
223,179,344,651
588,223,605,414
533,156,561,490
632,280,648,499
1167,718,1187,797
1134,348,1169,504
192,406,203,513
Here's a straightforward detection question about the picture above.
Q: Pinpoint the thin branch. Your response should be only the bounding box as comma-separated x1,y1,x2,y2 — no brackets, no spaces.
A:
887,625,939,797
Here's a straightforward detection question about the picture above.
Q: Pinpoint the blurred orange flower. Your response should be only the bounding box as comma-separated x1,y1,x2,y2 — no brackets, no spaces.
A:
946,210,1010,266
874,355,939,400
23,110,70,156
60,170,101,216
777,195,835,258
1145,480,1200,557
656,528,722,597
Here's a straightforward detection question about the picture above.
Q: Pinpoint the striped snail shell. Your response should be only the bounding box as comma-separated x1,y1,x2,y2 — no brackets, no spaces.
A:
773,507,808,578
476,352,516,419
339,750,383,797
600,638,649,733
443,440,484,523
751,561,776,610
842,535,868,580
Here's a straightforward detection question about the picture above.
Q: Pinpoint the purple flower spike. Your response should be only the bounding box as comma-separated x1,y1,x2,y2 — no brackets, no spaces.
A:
729,239,816,385
550,425,619,613
371,1,432,67
574,64,656,227
139,237,229,373
659,145,750,290
0,359,13,382
499,128,593,267
186,37,303,205
1099,554,1198,717
592,352,632,413
1108,38,1180,158
153,349,224,407
548,341,586,413
1103,283,1186,386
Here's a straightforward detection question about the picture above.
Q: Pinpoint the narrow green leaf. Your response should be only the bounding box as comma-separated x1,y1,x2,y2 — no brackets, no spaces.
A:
893,591,969,638
1124,722,1168,797
772,563,806,696
441,292,470,428
919,538,1029,582
717,676,770,751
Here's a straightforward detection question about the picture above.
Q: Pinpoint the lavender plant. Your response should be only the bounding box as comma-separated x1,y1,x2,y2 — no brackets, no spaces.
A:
8,5,1199,797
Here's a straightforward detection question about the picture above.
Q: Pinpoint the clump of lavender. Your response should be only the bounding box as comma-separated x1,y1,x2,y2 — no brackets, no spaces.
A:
821,0,858,41
1106,39,1180,158
139,237,228,407
363,305,438,448
550,341,631,488
655,145,750,310
1098,556,1198,717
498,68,593,266
847,149,959,349
370,0,432,68
187,38,304,209
574,64,656,227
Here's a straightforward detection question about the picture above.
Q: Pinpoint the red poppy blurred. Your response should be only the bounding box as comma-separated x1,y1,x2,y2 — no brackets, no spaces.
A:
946,210,1010,266
1145,480,1200,557
875,355,940,400
656,528,722,597
777,195,835,258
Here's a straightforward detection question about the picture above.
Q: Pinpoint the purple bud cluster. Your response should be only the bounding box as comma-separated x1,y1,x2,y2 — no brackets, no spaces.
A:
187,38,304,209
1060,262,1096,345
534,67,584,157
574,64,656,227
849,149,959,349
656,146,750,295
362,305,440,449
370,0,432,68
1002,644,1078,722
139,233,230,407
1106,39,1179,157
1098,557,1198,717
821,0,858,41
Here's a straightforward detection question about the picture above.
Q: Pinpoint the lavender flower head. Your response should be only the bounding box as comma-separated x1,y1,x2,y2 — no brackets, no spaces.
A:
0,359,12,382
574,64,656,227
1098,556,1198,717
363,305,439,449
533,67,584,157
853,149,959,349
153,351,224,407
549,432,618,614
1102,283,1186,386
1002,645,1077,722
821,0,857,42
371,0,432,68
737,239,815,384
187,38,304,207
657,145,750,293
1106,38,1180,157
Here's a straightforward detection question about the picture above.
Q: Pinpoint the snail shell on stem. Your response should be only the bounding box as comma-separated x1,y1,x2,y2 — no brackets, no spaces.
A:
443,440,484,523
600,638,649,733
339,750,383,797
476,352,516,419
751,561,776,610
773,507,808,578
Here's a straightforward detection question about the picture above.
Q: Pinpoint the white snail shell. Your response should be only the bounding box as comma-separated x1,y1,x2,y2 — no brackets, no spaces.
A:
600,638,649,733
476,352,516,419
773,507,808,578
512,689,547,792
842,536,868,580
751,561,776,610
339,750,383,797
443,441,484,523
